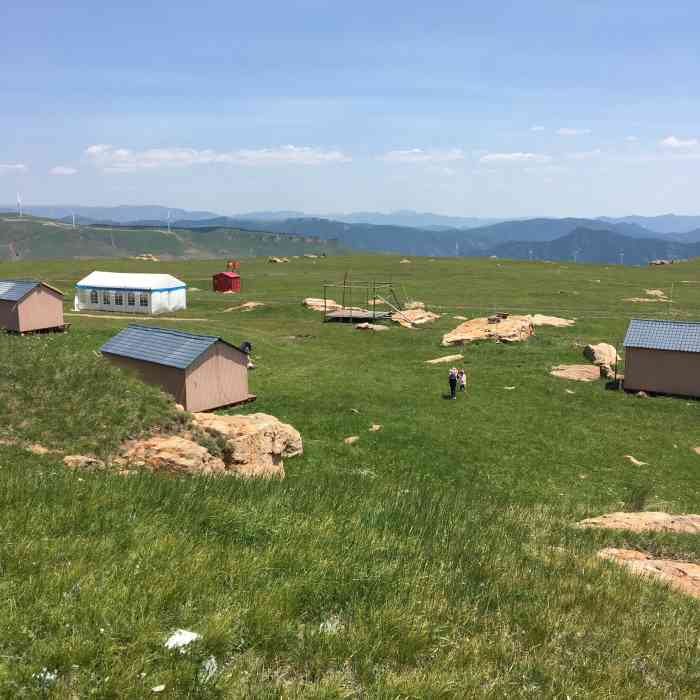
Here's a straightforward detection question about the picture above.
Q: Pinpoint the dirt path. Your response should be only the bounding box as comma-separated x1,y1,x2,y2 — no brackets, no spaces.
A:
65,313,210,322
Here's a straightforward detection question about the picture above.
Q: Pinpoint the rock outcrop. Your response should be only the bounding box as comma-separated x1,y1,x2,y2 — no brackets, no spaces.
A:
392,308,441,328
120,435,226,475
583,343,620,368
63,454,106,470
192,412,302,479
442,315,534,346
579,511,700,534
598,548,700,599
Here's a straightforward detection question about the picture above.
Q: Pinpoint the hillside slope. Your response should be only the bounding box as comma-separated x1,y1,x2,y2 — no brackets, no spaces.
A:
0,216,343,260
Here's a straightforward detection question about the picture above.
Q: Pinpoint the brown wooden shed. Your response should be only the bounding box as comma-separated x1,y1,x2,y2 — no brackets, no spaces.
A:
0,279,65,333
100,325,254,412
623,319,700,398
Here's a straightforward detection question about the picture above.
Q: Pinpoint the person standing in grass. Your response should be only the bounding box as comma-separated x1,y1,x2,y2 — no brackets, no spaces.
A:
458,368,467,394
448,367,458,400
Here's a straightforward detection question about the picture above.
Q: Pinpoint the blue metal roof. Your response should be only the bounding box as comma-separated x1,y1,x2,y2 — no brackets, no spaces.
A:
100,325,236,369
0,279,39,302
624,319,700,353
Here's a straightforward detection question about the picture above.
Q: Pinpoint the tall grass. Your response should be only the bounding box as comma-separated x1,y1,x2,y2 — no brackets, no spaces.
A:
1,254,700,696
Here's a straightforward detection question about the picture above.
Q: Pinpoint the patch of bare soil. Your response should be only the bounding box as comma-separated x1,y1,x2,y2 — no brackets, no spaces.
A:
356,323,388,331
579,511,700,534
392,308,441,328
66,313,210,322
303,297,341,312
598,548,700,599
222,301,265,312
549,364,601,381
625,288,673,303
399,258,411,263
425,353,464,365
442,315,533,346
527,314,575,327
268,256,289,263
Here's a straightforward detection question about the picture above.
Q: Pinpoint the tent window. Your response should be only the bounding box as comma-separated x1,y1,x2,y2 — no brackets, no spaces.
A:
90,289,98,304
139,293,148,307
127,292,135,306
102,291,111,305
114,292,123,306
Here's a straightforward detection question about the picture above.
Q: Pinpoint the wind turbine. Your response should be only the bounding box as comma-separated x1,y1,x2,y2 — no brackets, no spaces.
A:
71,211,76,229
573,248,580,264
619,250,624,265
16,192,22,218
167,209,171,234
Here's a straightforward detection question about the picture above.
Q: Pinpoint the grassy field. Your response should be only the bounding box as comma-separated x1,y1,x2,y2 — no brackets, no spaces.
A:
1,254,699,698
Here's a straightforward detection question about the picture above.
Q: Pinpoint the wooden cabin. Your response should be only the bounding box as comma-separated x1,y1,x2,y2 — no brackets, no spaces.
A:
100,325,254,412
623,319,700,398
0,279,65,333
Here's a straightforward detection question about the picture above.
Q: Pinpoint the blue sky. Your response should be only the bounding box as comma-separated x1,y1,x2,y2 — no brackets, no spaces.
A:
1,0,699,216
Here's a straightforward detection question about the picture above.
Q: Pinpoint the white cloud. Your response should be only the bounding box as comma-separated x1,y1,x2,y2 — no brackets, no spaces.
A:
50,166,77,176
659,135,699,150
565,149,603,160
480,152,552,164
557,128,591,136
625,136,638,142
380,148,465,163
0,163,27,173
531,125,545,132
84,144,350,171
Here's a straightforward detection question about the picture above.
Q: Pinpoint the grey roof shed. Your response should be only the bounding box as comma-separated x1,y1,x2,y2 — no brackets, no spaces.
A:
623,319,700,397
0,279,65,333
100,325,252,412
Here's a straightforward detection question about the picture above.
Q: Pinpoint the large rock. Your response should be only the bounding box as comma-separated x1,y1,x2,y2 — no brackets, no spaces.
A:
442,315,533,346
598,548,700,599
579,511,700,534
192,413,302,479
583,343,620,367
121,435,226,475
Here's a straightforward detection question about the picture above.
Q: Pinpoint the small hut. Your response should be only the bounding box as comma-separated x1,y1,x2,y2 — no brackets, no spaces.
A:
212,271,241,293
74,271,186,315
623,319,700,397
100,325,254,412
0,279,65,333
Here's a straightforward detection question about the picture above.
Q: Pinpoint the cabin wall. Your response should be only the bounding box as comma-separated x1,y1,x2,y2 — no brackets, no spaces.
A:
17,287,65,332
625,347,700,397
0,299,19,331
102,353,187,405
184,342,249,412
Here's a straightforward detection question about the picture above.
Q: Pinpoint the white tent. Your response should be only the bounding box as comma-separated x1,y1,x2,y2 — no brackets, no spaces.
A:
74,271,187,315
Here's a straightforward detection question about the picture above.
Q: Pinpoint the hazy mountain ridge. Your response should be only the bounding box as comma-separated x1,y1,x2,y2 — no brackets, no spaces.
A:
492,227,700,265
600,214,700,235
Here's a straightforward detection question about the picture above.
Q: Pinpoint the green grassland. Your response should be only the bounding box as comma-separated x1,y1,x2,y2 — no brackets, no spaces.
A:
0,215,343,260
1,254,699,698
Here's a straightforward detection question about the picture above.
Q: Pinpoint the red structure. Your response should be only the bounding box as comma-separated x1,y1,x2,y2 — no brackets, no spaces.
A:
213,271,241,293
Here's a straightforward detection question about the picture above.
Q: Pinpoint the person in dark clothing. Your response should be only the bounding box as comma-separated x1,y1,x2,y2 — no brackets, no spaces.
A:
448,367,458,400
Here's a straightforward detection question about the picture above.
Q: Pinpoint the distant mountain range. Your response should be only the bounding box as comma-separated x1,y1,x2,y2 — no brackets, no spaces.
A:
2,206,700,265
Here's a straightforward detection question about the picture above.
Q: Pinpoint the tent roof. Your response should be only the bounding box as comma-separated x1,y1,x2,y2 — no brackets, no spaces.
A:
624,319,700,354
0,279,64,302
100,324,244,369
76,271,186,291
